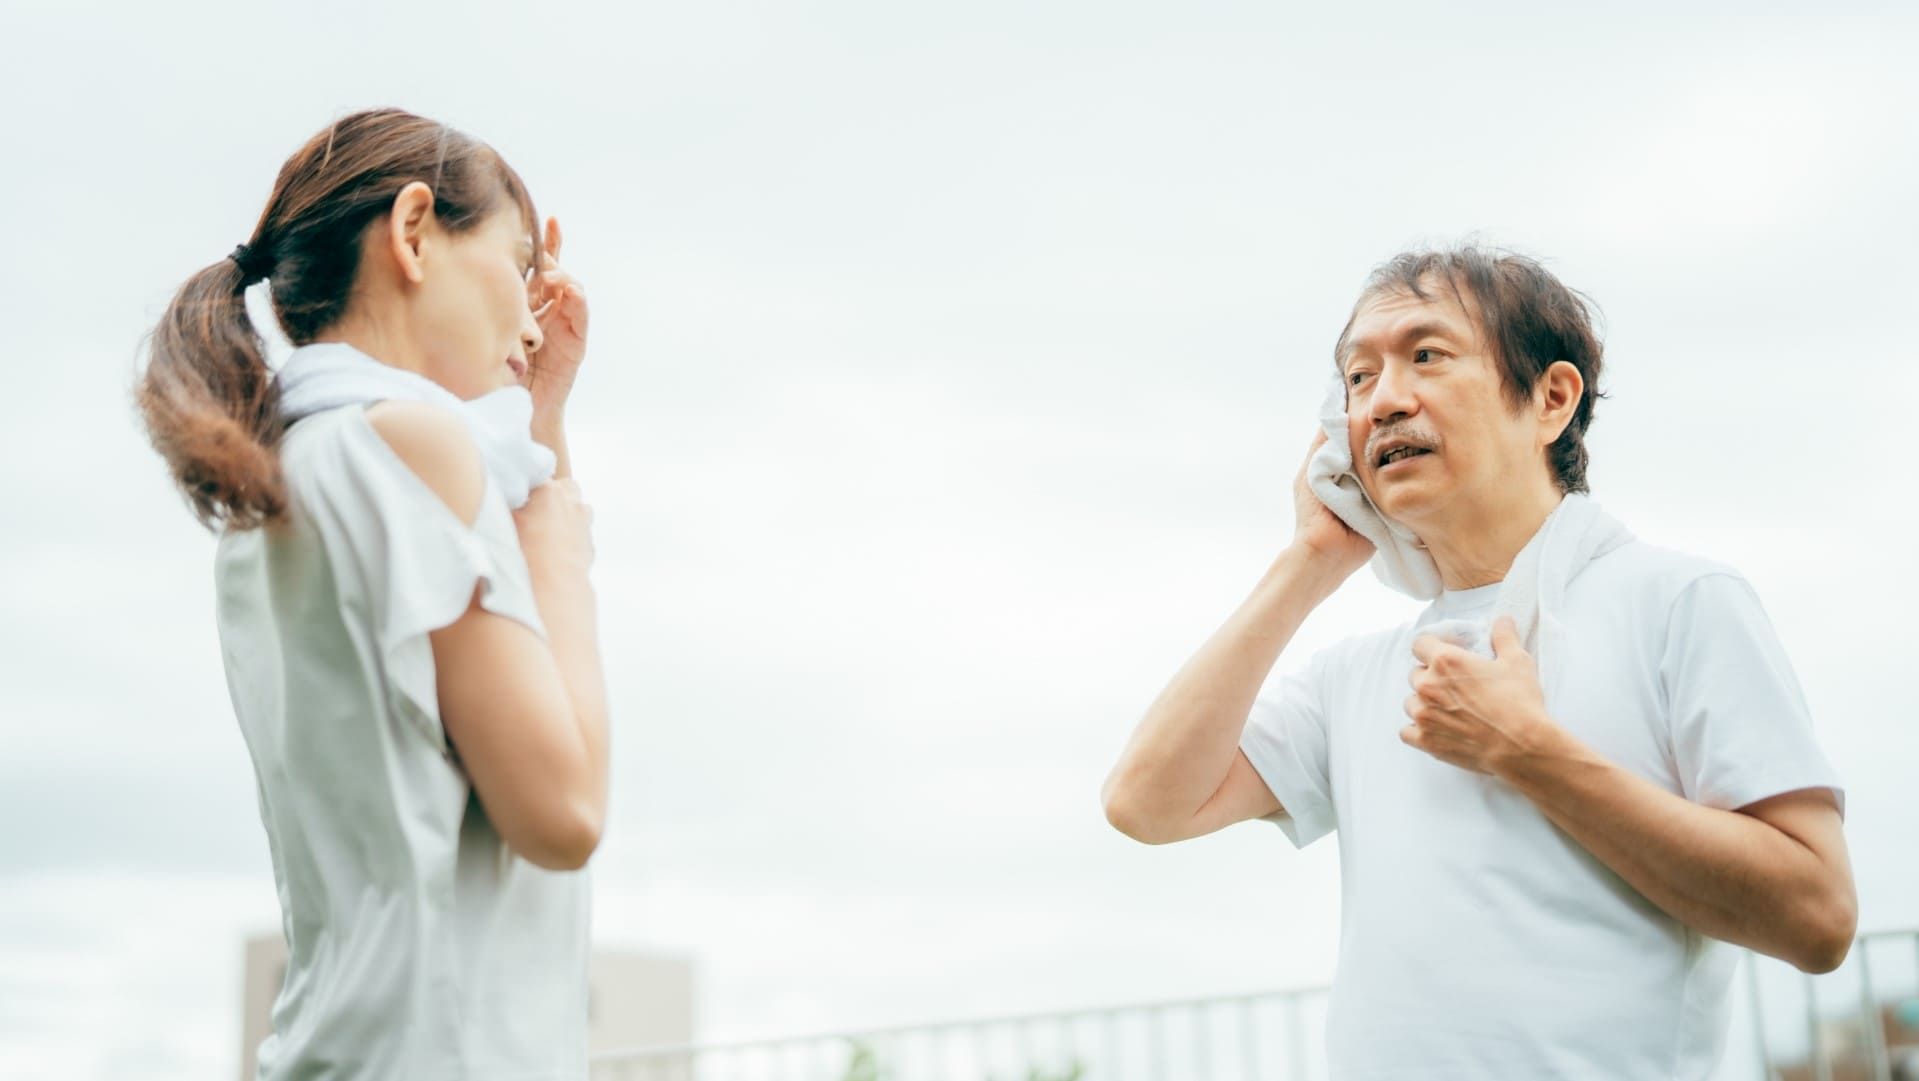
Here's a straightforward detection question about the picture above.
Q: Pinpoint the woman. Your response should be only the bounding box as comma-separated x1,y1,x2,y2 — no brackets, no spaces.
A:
136,108,608,1079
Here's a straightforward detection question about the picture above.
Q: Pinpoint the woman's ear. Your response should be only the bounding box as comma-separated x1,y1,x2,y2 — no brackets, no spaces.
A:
1537,360,1584,445
385,182,436,286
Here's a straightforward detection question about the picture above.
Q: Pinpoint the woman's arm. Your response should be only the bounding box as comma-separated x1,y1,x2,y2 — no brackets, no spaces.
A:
372,401,609,871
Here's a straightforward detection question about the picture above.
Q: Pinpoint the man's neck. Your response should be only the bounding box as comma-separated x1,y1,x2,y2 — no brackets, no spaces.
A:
1415,482,1566,590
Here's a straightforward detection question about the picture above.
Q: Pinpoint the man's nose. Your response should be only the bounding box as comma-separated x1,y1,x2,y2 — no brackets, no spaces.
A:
1370,360,1418,425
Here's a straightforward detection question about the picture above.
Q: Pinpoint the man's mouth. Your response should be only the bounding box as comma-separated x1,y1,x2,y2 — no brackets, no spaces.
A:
1376,446,1434,468
506,356,528,379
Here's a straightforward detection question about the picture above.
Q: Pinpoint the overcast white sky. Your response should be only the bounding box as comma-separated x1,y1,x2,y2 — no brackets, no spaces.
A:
2,2,1915,1078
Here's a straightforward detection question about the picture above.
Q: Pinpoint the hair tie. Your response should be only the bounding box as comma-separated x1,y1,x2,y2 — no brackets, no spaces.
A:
228,243,271,282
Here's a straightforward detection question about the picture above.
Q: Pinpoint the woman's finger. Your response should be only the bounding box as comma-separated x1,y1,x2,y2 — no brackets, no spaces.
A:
544,216,563,260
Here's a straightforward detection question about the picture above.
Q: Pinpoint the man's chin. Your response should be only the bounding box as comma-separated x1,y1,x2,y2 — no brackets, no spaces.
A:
1370,483,1442,526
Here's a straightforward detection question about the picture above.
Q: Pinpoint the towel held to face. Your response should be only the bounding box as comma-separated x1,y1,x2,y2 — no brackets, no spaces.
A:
1305,378,1630,694
275,342,557,510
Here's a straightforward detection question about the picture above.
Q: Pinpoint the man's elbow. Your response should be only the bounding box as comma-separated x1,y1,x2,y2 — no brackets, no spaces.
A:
1101,784,1179,846
1789,888,1858,975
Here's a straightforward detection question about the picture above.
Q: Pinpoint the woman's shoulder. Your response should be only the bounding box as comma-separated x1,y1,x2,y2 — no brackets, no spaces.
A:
283,403,487,527
362,401,487,525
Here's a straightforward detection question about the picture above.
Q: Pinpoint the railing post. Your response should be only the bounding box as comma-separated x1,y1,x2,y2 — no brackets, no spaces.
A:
1102,1008,1124,1081
1808,970,1833,1081
1192,1001,1212,1081
1286,992,1309,1081
1745,954,1777,1081
1858,942,1891,1081
1239,997,1259,1081
1147,1004,1168,1081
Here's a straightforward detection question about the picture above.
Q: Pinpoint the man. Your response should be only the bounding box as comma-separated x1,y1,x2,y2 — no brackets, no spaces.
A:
1101,247,1855,1079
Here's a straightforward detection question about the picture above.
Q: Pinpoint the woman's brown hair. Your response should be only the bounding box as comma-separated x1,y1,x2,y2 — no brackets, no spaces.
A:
137,108,539,530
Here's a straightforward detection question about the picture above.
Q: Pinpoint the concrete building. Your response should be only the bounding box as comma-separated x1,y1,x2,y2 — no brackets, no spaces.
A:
238,932,695,1081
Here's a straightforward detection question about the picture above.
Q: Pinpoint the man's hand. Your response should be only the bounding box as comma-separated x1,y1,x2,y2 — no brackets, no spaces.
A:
1402,615,1559,775
1293,430,1374,581
524,216,589,419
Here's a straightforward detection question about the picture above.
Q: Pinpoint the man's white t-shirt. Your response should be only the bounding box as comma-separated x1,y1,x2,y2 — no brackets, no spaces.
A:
1239,539,1841,1080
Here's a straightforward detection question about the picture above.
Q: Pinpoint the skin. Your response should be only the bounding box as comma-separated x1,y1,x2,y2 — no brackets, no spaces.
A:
320,182,608,871
1102,283,1857,974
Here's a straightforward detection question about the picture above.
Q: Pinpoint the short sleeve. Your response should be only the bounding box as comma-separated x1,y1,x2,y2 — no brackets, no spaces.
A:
297,408,547,755
1238,651,1337,847
1663,573,1843,814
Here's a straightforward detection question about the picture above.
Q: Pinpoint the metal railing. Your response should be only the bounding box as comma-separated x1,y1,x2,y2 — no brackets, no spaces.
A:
590,985,1328,1081
591,929,1919,1081
1750,928,1919,1081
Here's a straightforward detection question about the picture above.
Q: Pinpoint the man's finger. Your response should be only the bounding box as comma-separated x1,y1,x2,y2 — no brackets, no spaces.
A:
1490,615,1525,657
1410,634,1457,665
1408,670,1444,703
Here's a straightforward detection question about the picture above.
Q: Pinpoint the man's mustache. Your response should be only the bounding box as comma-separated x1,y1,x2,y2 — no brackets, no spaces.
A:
1364,425,1442,465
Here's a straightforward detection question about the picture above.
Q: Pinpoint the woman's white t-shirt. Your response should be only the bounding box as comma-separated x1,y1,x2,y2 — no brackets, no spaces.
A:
1240,540,1843,1080
215,405,590,1080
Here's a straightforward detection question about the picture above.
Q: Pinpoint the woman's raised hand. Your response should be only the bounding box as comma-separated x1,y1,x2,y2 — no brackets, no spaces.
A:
526,216,589,415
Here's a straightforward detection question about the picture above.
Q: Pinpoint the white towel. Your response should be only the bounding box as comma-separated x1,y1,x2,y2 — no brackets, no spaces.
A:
1308,379,1443,599
276,341,556,509
1307,378,1631,689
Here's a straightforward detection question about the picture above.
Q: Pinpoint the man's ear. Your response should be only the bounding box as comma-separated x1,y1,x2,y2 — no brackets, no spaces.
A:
1537,360,1584,445
385,181,436,286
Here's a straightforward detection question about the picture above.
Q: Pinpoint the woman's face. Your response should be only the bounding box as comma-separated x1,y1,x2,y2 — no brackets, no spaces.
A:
412,204,543,400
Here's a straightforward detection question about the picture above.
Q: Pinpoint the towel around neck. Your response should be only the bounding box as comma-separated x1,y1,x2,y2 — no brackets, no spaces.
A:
275,342,556,510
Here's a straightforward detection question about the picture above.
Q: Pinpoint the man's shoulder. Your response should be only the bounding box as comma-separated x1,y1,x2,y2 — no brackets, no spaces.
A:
1577,536,1750,606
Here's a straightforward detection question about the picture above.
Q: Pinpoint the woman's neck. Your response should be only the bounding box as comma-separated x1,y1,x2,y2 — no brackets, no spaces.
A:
310,305,429,380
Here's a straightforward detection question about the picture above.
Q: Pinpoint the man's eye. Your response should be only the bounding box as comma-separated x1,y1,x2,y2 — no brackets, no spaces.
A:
1349,371,1371,387
1414,348,1436,363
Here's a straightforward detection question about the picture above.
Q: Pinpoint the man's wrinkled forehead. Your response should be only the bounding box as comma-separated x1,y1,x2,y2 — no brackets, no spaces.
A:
1335,279,1482,372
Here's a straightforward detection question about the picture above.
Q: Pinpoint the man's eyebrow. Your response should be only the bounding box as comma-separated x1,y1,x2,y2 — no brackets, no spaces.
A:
1339,321,1460,370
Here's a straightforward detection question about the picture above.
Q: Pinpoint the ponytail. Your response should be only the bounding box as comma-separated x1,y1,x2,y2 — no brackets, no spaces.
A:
137,252,287,530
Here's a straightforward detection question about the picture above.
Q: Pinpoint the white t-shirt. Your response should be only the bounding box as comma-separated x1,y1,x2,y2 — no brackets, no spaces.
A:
1239,539,1841,1080
216,405,591,1080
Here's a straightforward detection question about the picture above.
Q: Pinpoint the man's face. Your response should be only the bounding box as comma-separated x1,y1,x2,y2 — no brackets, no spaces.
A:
1339,286,1542,526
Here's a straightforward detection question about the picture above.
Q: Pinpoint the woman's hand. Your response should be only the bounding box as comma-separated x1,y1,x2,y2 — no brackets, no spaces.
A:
524,216,589,418
513,477,596,575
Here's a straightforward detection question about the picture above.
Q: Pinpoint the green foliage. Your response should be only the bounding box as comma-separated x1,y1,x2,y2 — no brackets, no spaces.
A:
833,1039,1086,1081
837,1041,883,1081
1007,1064,1085,1081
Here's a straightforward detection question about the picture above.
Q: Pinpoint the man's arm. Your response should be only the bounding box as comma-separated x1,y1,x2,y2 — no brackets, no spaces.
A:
1102,433,1372,845
1404,616,1857,973
1501,742,1855,973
